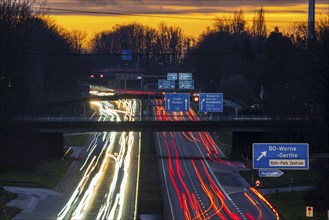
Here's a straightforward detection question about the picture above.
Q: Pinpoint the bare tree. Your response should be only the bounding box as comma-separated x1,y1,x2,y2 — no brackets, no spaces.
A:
289,21,308,48
68,30,88,53
251,8,267,38
231,10,247,35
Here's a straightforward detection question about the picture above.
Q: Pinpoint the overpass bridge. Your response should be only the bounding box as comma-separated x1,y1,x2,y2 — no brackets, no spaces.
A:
22,116,318,158
28,116,313,133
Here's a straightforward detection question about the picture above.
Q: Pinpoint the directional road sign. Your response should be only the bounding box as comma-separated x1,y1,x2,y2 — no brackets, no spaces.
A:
259,169,284,177
165,93,190,112
179,80,194,89
167,73,178,80
199,93,223,112
122,49,132,61
179,73,192,80
158,79,175,89
253,143,309,170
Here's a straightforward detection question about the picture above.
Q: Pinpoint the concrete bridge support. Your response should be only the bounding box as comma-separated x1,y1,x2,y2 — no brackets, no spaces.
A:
232,132,264,158
42,133,64,158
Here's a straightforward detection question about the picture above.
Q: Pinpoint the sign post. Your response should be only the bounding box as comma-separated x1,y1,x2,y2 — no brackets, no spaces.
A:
253,143,309,170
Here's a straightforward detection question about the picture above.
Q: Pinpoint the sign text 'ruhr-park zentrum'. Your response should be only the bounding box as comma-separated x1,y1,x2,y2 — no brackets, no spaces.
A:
253,143,309,170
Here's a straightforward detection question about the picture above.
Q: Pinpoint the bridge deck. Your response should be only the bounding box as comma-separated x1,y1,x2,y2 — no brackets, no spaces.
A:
24,117,315,133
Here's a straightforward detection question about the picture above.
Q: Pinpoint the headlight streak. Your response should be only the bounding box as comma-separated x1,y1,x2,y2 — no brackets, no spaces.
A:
58,99,140,220
90,110,97,120
57,155,97,220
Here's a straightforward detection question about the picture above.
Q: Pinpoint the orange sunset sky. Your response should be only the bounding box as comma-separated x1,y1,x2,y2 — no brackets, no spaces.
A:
46,0,328,39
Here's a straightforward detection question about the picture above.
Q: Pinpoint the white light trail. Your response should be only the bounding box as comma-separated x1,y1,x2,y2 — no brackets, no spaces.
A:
58,99,140,220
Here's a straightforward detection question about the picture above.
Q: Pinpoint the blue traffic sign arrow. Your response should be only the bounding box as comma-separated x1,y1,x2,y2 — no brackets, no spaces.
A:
179,80,194,89
167,73,177,80
179,73,192,80
253,143,309,170
199,93,223,112
259,169,284,177
165,93,190,112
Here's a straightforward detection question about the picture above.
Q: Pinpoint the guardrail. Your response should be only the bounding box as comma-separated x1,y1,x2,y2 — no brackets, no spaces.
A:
18,115,312,123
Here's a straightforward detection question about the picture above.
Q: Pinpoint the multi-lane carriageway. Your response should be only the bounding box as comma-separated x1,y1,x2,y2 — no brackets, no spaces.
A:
153,99,280,220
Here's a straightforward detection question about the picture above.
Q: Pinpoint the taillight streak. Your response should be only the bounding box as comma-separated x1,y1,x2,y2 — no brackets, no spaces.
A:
244,191,262,220
249,187,279,220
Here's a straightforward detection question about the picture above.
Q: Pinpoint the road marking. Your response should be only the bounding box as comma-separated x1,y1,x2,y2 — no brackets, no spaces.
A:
156,132,175,220
193,136,247,219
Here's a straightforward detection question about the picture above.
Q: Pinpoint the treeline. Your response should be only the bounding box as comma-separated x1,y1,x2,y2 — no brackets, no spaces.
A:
0,0,86,118
87,9,328,120
0,1,328,168
88,22,195,68
189,9,326,117
0,0,87,169
88,10,328,130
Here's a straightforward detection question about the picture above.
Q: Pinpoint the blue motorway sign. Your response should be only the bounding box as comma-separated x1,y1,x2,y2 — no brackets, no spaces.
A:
122,49,132,61
167,73,178,80
179,80,194,89
158,79,175,89
259,169,284,177
253,143,309,170
179,73,192,80
199,93,223,112
165,93,190,112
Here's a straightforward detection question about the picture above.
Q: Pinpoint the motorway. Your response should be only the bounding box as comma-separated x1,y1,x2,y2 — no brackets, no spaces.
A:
57,99,141,220
154,99,279,220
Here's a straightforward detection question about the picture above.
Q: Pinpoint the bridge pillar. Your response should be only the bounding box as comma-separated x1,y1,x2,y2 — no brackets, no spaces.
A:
232,132,264,158
43,133,64,158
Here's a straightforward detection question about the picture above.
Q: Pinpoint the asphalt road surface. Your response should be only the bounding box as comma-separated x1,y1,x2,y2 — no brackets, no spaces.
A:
154,99,279,220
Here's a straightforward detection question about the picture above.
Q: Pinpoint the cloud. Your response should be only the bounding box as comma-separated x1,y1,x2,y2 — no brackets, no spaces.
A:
46,0,329,15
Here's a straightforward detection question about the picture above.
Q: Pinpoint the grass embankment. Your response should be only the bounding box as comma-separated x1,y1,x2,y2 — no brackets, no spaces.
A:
137,131,163,219
210,132,232,157
0,134,88,188
0,158,72,188
240,162,326,219
137,154,163,213
266,191,327,220
0,188,21,220
240,169,319,189
0,134,88,219
64,134,89,146
0,134,89,220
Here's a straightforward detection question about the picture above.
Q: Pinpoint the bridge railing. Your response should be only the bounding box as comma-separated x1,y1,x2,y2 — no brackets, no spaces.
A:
18,115,312,123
